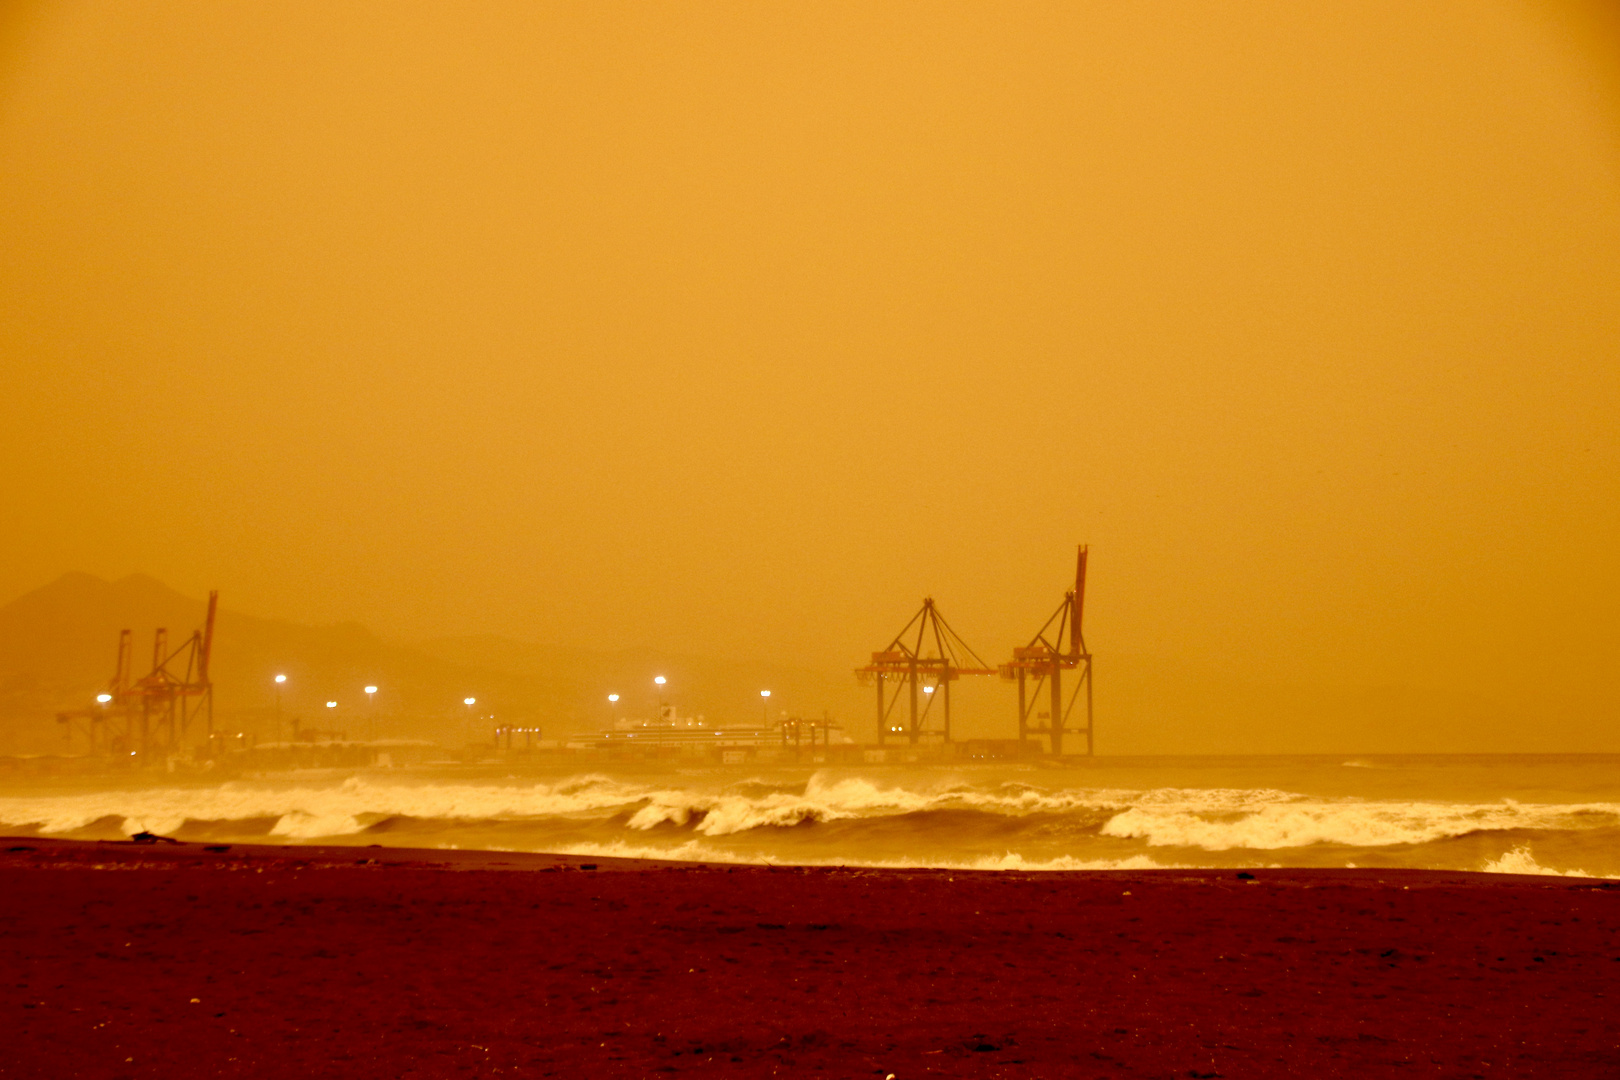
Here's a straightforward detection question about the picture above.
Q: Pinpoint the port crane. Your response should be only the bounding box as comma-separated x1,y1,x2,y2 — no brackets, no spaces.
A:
56,591,218,758
857,597,996,745
1000,546,1093,755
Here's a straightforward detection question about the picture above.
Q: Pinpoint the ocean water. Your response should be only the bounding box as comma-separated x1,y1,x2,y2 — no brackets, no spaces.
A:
2,756,1617,878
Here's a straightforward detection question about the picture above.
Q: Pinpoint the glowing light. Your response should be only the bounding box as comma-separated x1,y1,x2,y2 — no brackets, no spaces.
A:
654,676,666,686
608,694,619,703
326,701,337,708
364,685,378,695
923,686,934,694
464,697,476,706
760,690,771,698
274,674,287,684
96,693,112,703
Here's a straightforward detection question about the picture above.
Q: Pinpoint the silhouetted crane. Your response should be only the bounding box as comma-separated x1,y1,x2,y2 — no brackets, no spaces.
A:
56,591,217,760
1000,547,1093,755
857,597,995,745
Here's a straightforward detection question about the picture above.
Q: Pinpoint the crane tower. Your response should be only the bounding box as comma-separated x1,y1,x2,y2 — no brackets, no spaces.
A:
56,590,218,759
1000,547,1093,755
856,597,996,745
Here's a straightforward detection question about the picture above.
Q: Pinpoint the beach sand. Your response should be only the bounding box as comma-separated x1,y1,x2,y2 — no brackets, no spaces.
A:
2,839,1616,1077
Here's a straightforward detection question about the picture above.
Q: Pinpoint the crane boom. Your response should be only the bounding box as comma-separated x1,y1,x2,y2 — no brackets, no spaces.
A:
1070,544,1088,658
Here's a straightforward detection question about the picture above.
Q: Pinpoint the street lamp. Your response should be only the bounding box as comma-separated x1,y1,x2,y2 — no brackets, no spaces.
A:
90,693,113,754
273,674,287,743
364,685,378,742
760,689,771,726
654,676,666,718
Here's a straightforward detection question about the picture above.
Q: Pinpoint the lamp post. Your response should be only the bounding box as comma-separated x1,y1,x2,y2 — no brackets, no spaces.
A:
760,689,771,727
364,685,378,741
464,697,476,747
274,674,286,744
92,693,110,754
654,676,666,719
608,693,619,728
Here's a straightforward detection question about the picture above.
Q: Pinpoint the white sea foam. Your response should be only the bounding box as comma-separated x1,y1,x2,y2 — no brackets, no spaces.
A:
543,838,758,865
1478,845,1602,878
626,774,984,835
540,837,1173,873
617,772,1161,836
917,852,1170,873
1099,798,1620,851
3,774,1618,867
0,773,661,839
268,810,365,839
0,772,1279,843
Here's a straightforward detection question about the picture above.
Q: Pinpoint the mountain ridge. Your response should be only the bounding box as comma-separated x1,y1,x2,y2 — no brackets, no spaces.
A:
0,573,1605,755
0,573,866,754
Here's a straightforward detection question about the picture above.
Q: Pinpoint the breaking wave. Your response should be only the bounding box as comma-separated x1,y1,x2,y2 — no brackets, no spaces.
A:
1479,845,1595,878
1099,797,1620,851
1,768,1616,876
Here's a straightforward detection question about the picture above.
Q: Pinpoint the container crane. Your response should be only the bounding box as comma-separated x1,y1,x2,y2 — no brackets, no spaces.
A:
1000,547,1093,755
56,590,218,759
856,597,996,745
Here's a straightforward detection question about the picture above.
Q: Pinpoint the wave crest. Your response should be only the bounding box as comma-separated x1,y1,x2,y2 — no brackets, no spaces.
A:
1479,845,1601,878
2,772,1617,874
1100,799,1620,851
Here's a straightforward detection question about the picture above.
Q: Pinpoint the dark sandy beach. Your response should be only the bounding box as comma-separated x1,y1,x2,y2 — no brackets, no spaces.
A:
2,839,1616,1078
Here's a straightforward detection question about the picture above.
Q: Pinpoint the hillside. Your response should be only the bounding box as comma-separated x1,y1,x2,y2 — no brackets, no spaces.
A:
414,635,869,737
0,574,867,754
0,575,486,752
0,574,1596,757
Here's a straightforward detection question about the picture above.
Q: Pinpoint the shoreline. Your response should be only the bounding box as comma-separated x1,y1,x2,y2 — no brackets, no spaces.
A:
4,838,1618,1076
0,835,711,873
3,834,1619,884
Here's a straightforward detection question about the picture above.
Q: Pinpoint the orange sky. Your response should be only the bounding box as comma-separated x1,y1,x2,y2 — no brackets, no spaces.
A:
1,2,1616,733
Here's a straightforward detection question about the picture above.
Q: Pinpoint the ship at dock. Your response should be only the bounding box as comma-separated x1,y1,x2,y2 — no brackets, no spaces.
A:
591,704,850,764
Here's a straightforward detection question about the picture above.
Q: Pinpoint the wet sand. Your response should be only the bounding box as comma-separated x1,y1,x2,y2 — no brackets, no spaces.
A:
2,839,1617,1078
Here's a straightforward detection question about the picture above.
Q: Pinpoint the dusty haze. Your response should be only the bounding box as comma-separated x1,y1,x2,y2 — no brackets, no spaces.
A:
2,2,1617,751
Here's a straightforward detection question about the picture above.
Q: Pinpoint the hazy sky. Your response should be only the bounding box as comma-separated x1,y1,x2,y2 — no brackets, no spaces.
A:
2,2,1616,721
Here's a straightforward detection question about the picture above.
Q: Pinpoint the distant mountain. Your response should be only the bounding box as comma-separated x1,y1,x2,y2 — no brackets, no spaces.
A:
0,573,1598,756
415,634,870,736
0,573,868,755
0,573,527,753
0,572,210,686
